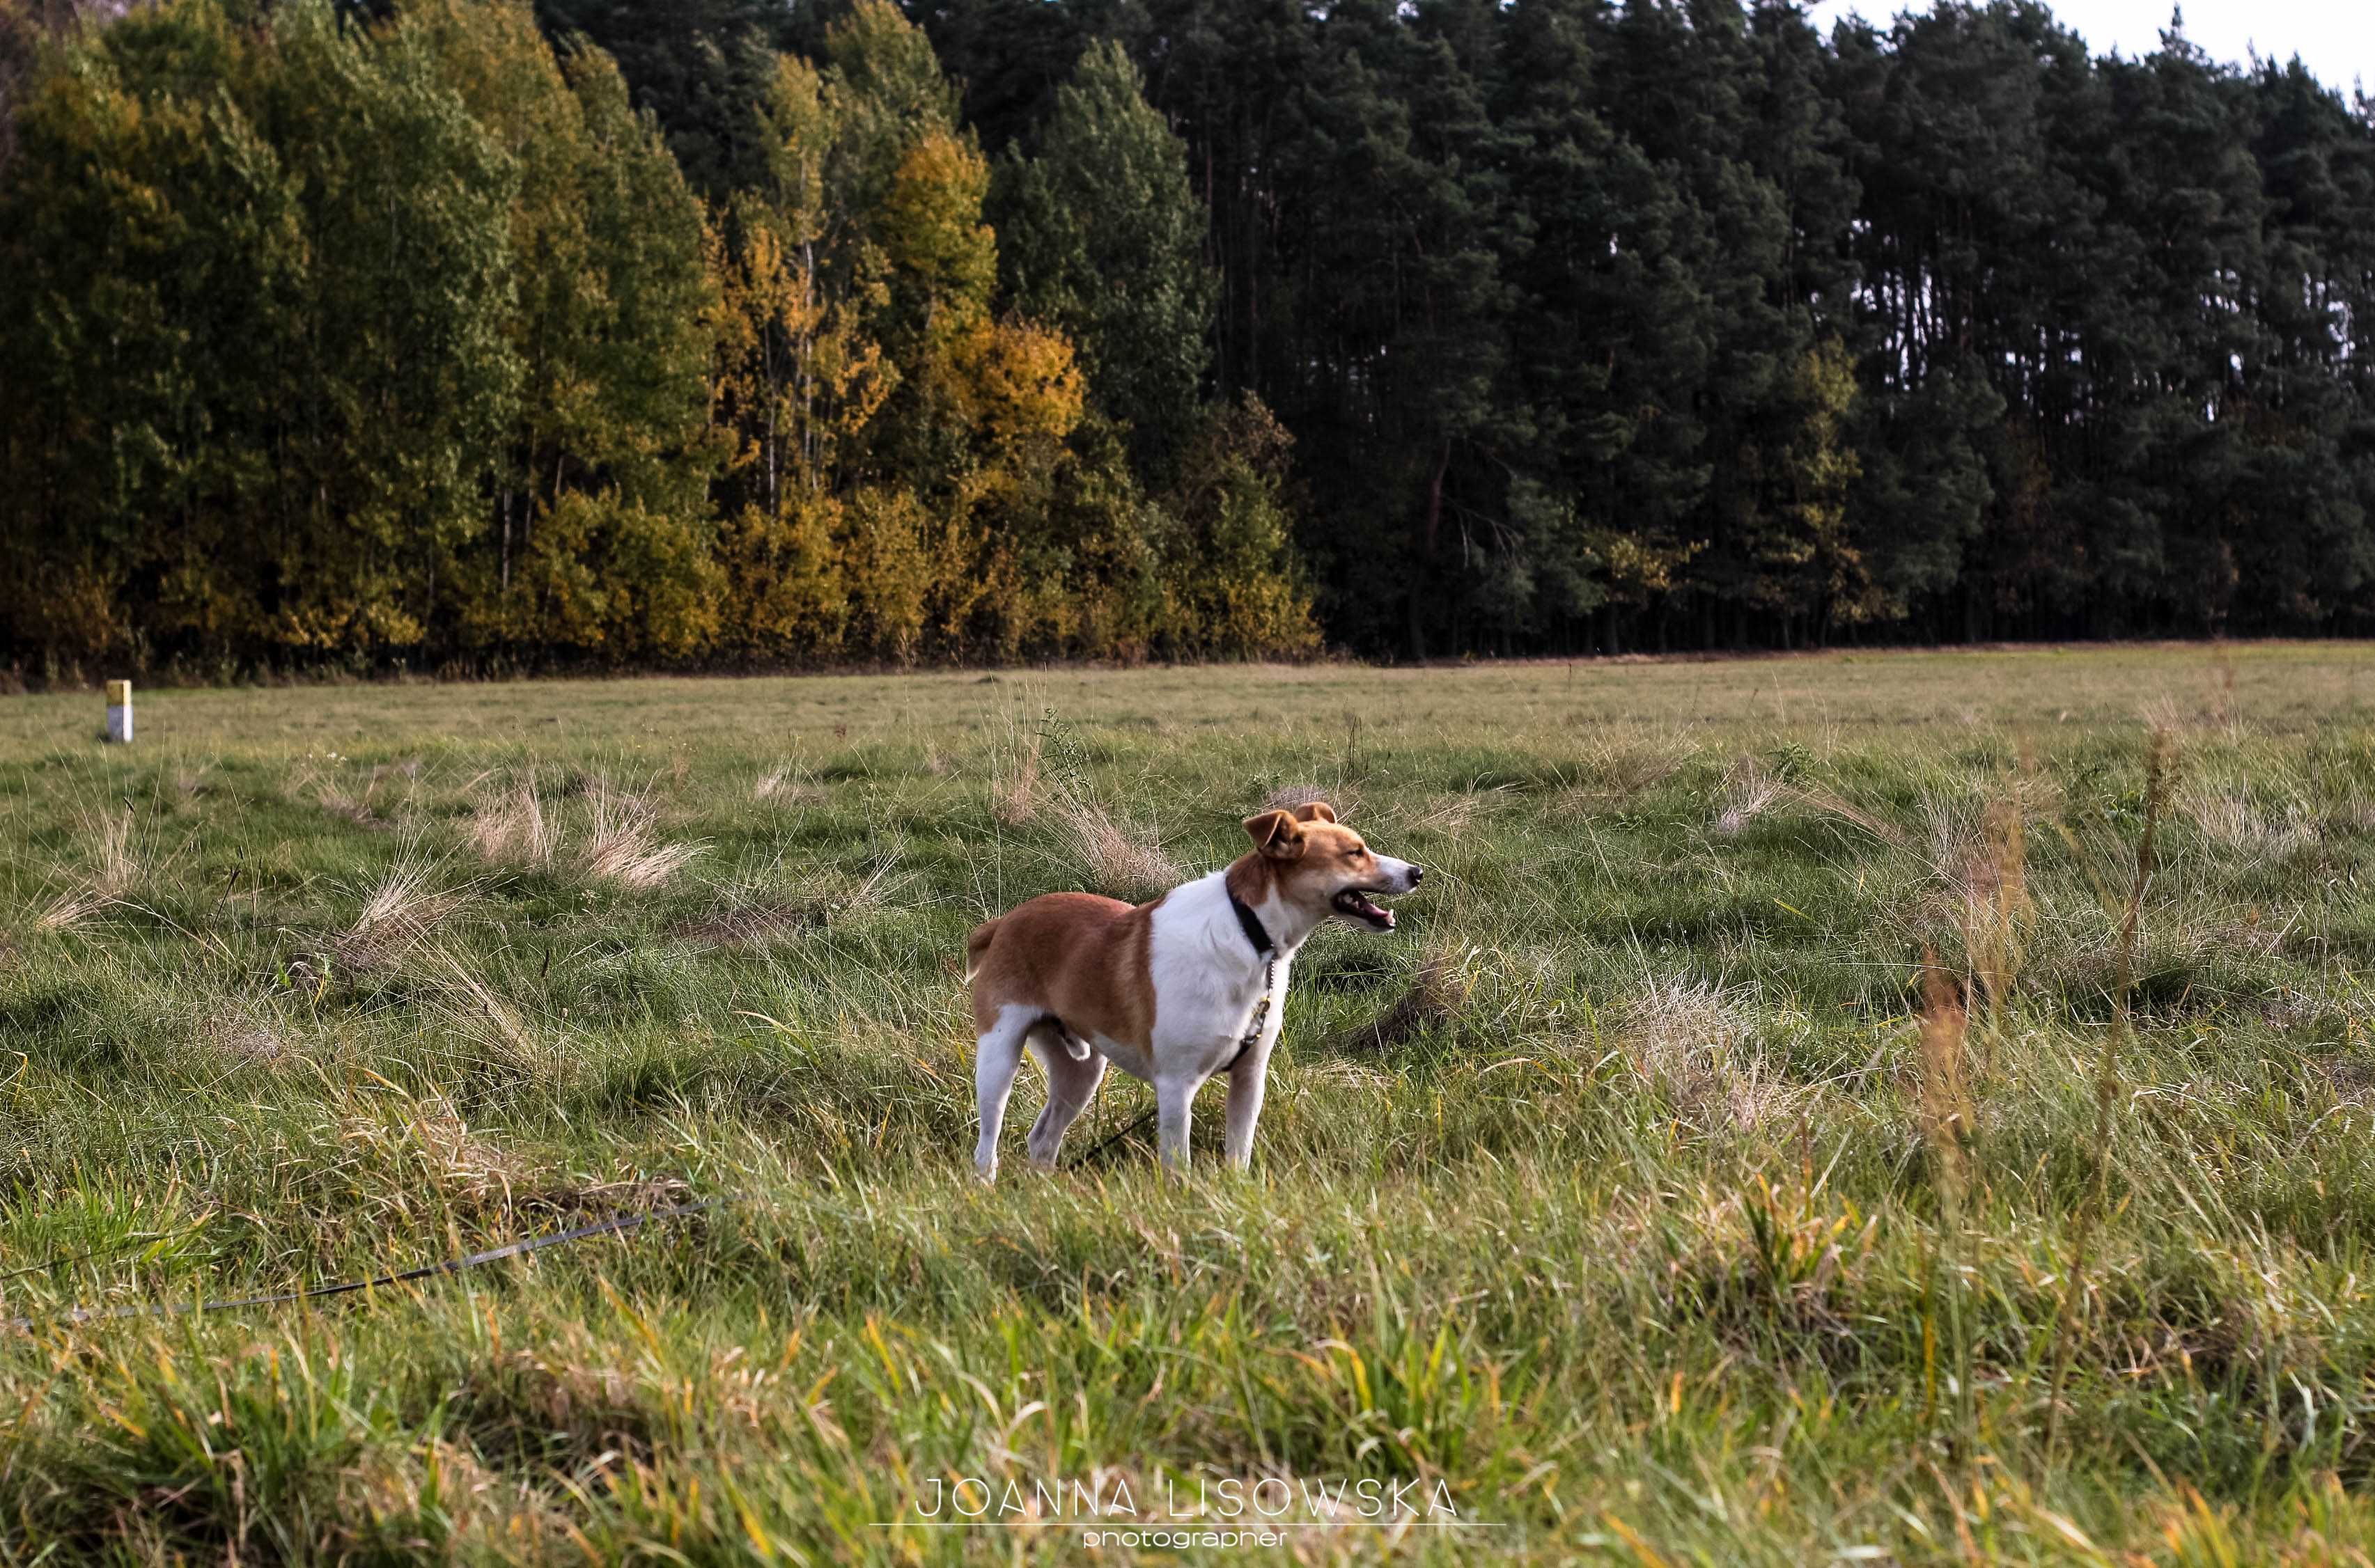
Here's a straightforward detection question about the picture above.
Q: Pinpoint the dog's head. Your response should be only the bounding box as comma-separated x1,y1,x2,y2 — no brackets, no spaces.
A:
1238,801,1423,932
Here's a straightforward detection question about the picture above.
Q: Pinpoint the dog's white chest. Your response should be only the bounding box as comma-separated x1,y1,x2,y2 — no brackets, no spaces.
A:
1142,874,1286,1081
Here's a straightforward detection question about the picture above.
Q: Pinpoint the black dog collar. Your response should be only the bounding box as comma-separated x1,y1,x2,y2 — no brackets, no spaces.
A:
1227,886,1274,957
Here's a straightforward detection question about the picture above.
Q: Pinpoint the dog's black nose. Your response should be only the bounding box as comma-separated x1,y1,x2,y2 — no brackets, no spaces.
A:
1408,864,1426,884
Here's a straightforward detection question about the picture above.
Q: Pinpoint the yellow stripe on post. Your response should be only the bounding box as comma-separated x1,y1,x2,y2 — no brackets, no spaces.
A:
104,680,132,744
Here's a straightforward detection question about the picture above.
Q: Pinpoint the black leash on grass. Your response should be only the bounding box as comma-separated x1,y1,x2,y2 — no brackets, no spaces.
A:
3,1197,730,1333
1076,1104,1160,1166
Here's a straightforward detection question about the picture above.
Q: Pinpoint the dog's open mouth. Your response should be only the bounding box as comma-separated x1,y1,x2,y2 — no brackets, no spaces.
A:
1332,888,1397,930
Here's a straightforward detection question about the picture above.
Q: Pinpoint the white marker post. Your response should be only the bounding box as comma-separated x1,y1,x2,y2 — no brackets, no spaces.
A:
104,680,132,744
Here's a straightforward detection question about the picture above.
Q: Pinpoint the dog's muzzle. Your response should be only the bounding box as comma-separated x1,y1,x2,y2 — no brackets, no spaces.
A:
1332,862,1422,930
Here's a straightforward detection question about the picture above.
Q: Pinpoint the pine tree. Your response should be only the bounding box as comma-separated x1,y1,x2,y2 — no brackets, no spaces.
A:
529,0,785,194
996,38,1215,480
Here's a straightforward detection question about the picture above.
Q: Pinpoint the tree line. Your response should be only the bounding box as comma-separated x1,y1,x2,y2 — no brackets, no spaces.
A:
0,0,1311,674
5,0,2374,672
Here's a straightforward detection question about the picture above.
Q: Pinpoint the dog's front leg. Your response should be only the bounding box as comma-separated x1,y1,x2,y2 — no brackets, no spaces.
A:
1153,1073,1197,1175
1222,1051,1269,1170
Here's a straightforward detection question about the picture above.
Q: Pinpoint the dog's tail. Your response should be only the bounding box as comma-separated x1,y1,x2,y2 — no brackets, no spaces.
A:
963,917,1000,984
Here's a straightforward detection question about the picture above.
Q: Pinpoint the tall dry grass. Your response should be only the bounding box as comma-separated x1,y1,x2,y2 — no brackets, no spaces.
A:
752,762,822,808
986,706,1046,826
335,859,472,972
419,945,539,1071
1715,758,1909,849
1619,978,1800,1134
579,785,701,888
1915,957,1973,1207
1047,791,1181,902
35,806,141,930
467,771,551,866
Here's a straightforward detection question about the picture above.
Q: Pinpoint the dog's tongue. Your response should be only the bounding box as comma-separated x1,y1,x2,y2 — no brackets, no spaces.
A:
1341,892,1394,926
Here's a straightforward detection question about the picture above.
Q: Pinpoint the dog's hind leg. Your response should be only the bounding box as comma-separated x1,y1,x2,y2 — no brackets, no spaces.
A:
1026,1035,1105,1169
972,1006,1033,1182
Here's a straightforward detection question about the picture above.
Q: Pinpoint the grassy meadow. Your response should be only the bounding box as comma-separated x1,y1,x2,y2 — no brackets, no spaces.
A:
7,645,2375,1561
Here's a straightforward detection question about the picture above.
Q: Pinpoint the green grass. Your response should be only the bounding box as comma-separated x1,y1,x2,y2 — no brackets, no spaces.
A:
6,645,2375,1561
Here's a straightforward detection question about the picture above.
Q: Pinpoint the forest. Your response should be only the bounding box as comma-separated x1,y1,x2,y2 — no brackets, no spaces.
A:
3,0,2372,671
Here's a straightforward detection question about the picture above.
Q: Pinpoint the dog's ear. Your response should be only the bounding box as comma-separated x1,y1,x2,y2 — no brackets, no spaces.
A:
1243,808,1307,859
1290,801,1337,824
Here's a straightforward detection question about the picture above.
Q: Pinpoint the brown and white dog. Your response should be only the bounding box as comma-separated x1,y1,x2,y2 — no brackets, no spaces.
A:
963,802,1423,1177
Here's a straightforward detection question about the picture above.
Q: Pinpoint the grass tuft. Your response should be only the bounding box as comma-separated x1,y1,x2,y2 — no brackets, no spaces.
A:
420,944,538,1069
1714,762,1783,836
467,771,550,866
1333,944,1474,1051
579,784,701,888
334,859,471,971
1618,977,1800,1134
35,805,141,930
340,1092,533,1212
1048,790,1178,901
987,706,1045,826
202,999,295,1064
1263,781,1360,820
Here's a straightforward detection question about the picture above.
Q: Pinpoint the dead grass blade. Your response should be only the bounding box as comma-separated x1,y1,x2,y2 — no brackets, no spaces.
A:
1959,755,2039,1051
1915,956,1972,1207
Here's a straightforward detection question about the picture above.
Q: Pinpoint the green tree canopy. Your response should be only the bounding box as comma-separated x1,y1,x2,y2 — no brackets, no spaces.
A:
995,38,1215,481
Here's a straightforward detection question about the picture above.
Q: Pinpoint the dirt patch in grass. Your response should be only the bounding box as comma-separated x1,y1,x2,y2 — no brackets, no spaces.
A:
673,902,829,946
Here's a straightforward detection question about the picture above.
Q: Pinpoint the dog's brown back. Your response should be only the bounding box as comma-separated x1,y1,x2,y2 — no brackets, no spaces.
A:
966,891,1159,1050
